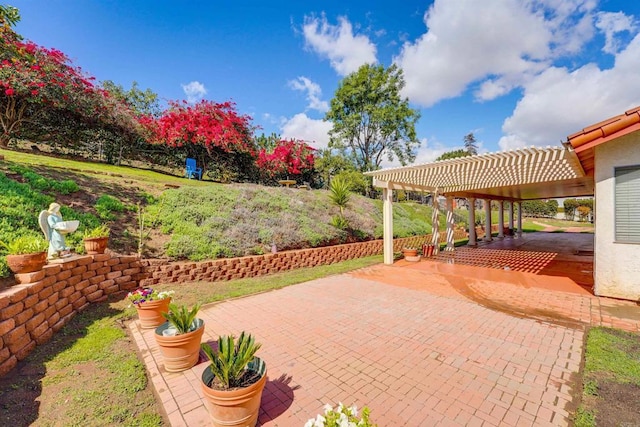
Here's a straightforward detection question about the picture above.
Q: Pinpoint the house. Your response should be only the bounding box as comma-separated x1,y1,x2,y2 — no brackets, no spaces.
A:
365,106,640,301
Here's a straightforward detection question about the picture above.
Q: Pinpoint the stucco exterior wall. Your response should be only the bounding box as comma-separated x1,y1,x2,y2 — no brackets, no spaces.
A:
594,131,640,300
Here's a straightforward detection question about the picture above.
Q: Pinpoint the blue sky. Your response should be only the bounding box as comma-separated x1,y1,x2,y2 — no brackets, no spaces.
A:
10,0,640,165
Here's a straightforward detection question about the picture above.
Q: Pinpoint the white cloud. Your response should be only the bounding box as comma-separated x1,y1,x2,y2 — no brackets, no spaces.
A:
280,113,333,150
302,14,377,76
394,0,598,106
499,33,640,150
288,76,329,112
596,11,636,54
181,81,207,103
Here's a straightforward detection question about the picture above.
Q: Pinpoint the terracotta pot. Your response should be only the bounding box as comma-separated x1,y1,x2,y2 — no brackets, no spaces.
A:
6,252,47,274
424,244,435,257
135,298,171,329
201,357,267,427
84,237,109,254
402,248,418,258
154,319,205,372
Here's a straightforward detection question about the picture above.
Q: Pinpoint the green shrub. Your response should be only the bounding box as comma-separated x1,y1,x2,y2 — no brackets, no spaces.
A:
84,224,110,239
0,235,48,254
95,195,125,220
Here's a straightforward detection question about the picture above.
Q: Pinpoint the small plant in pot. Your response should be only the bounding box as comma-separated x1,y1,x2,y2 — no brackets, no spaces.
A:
154,303,204,372
83,224,110,254
200,332,267,427
128,288,174,329
0,235,49,274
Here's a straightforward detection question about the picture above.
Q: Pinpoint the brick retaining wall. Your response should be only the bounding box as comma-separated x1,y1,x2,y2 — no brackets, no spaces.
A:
138,229,476,286
0,226,498,377
0,253,142,376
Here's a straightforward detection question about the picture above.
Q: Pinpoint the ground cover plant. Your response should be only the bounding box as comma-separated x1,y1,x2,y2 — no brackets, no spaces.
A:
0,255,381,426
575,327,640,426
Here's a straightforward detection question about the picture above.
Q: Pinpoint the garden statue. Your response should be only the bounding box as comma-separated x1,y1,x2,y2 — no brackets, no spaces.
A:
38,202,79,259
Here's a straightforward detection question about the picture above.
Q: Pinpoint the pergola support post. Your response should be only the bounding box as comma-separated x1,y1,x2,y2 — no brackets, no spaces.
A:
484,199,492,242
517,201,523,238
508,201,514,235
497,200,505,239
446,196,455,251
382,188,394,264
468,197,476,246
431,193,440,255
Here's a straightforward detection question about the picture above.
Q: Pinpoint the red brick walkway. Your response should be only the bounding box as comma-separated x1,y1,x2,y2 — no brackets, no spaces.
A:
129,263,640,427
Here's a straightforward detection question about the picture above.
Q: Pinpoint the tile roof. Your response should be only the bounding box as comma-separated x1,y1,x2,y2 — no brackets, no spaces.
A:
567,106,640,174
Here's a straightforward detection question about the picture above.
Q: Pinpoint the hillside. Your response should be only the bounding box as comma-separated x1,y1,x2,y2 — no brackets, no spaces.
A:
0,149,436,278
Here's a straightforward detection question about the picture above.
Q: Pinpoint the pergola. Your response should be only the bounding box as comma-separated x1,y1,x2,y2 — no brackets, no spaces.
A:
364,146,594,264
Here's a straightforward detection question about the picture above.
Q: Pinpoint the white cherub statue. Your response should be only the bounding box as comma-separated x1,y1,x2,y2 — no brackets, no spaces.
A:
38,203,78,259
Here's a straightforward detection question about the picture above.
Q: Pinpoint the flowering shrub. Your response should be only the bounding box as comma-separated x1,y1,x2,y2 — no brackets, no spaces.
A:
304,403,375,427
127,288,174,306
256,138,315,179
0,13,141,148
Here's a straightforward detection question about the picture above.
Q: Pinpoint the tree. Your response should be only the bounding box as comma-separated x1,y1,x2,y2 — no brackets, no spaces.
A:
101,80,161,118
0,10,141,150
314,148,355,188
463,133,478,155
325,64,420,172
139,100,256,180
435,149,470,161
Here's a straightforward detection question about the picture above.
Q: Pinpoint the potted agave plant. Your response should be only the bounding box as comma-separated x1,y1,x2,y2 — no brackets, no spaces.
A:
154,303,204,372
0,235,49,274
200,332,267,427
83,224,110,254
128,288,174,329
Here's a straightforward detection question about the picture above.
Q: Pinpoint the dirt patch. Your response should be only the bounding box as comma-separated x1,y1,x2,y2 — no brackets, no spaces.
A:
583,377,640,426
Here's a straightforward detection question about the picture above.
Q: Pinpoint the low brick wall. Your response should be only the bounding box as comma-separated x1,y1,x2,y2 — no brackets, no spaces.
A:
138,229,473,286
1,226,496,377
0,253,142,376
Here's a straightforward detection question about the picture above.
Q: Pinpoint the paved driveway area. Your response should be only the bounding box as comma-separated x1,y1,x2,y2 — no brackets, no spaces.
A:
128,261,640,426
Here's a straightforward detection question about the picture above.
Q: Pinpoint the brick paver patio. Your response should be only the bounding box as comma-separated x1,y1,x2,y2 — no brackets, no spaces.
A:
128,258,640,426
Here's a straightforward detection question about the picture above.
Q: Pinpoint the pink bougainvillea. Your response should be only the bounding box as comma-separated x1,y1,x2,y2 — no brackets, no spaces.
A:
256,138,315,178
139,100,255,155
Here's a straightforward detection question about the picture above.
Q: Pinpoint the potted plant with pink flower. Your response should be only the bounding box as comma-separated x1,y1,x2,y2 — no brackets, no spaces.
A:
127,288,174,329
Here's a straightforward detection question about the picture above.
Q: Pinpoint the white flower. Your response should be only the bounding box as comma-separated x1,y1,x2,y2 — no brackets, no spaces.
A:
323,403,333,414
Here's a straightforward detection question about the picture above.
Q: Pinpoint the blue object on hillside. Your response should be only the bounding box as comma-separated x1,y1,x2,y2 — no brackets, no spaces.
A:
185,158,202,180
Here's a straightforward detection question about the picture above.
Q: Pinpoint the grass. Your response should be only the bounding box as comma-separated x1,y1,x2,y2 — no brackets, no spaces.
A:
575,327,640,426
154,255,383,307
0,254,382,426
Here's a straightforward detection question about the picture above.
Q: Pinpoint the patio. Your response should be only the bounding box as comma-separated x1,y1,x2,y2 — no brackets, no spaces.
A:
129,238,640,426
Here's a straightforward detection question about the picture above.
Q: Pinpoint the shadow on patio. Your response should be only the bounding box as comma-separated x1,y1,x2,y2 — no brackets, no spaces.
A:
403,231,594,295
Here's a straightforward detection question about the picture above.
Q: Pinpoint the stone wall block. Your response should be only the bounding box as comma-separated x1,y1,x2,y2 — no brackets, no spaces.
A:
96,266,111,276
25,314,45,333
81,270,96,280
75,256,94,266
0,319,16,336
14,308,34,326
14,270,45,284
89,275,106,285
72,265,87,276
43,264,62,276
55,270,72,281
106,271,122,280
1,303,24,321
99,279,115,290
52,280,68,293
0,355,17,377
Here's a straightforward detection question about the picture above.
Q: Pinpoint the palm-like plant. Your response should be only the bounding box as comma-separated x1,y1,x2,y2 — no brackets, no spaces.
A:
329,176,351,216
201,332,262,389
162,303,201,334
